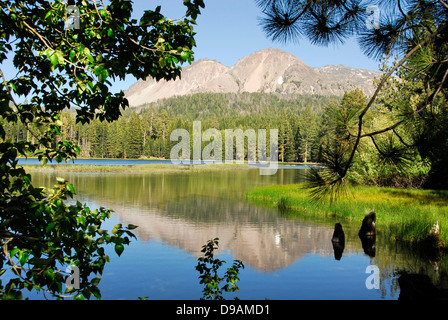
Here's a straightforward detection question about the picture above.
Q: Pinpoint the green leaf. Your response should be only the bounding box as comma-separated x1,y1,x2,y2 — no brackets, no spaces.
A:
91,277,102,286
90,286,102,300
180,51,189,60
127,224,138,230
87,81,95,92
1,293,16,300
69,49,77,62
94,65,104,76
114,244,124,256
47,49,57,66
56,177,66,184
9,248,20,258
46,222,56,232
18,251,29,266
55,51,65,66
67,183,76,194
111,224,122,234
98,9,108,18
84,47,95,63
76,215,86,226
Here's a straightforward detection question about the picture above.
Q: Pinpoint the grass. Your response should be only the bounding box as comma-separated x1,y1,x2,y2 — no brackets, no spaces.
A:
246,184,448,248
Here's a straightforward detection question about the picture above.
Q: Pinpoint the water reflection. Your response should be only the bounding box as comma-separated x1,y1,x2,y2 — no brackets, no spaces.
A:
30,169,359,271
359,235,376,258
28,167,448,299
331,223,345,260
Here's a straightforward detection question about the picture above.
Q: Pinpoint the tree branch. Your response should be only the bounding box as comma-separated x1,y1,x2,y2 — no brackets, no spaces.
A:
341,21,448,179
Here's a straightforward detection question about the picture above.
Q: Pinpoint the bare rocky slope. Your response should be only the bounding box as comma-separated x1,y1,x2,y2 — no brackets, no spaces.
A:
125,48,381,107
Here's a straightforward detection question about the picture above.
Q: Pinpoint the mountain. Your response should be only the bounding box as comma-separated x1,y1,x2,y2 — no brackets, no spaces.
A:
124,48,381,107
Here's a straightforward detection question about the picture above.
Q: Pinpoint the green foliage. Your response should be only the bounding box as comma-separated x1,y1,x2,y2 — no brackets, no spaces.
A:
1,0,203,299
308,85,433,192
256,0,448,195
195,238,244,300
0,175,137,299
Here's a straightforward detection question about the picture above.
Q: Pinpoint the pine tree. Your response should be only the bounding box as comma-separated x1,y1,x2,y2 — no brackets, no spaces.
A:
278,109,294,162
125,112,143,159
296,105,317,163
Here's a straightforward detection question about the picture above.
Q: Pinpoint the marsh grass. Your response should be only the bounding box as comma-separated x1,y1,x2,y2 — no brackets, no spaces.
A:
246,184,448,247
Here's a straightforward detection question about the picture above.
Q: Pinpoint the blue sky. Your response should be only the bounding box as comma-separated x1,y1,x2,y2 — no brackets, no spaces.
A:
188,0,380,69
116,0,381,92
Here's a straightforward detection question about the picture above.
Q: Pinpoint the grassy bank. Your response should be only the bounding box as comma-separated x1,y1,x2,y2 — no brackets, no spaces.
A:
22,163,257,174
246,184,448,248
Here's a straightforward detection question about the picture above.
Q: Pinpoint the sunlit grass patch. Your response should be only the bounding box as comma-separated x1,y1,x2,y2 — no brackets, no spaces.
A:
246,184,448,247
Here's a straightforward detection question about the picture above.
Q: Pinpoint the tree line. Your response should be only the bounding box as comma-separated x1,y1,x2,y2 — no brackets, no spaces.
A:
3,92,335,163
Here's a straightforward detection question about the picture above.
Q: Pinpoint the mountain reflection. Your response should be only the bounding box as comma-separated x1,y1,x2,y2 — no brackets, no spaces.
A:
30,168,361,271
110,197,346,272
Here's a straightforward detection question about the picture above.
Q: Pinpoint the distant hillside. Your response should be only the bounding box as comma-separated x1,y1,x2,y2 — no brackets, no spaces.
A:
124,48,381,107
132,92,336,122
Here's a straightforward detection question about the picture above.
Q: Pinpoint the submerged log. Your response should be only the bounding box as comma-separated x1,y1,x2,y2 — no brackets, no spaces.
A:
331,223,345,243
358,212,376,257
331,223,345,260
358,211,376,237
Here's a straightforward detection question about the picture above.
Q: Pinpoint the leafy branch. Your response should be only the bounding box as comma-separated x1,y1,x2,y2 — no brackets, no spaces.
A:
195,238,245,300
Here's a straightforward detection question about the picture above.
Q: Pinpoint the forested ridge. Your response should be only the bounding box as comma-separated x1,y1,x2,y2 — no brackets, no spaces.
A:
5,92,336,163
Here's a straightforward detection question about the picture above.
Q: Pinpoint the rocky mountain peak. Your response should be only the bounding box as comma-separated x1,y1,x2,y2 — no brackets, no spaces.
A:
125,48,381,106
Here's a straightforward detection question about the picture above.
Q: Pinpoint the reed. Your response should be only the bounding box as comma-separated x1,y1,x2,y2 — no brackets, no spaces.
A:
246,184,448,247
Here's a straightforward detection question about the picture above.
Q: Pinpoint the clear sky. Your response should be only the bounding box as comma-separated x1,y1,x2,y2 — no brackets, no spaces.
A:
116,0,381,92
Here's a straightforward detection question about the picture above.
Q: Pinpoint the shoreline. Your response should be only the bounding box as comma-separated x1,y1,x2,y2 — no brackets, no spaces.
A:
19,158,321,173
246,184,448,249
17,157,322,166
21,163,259,173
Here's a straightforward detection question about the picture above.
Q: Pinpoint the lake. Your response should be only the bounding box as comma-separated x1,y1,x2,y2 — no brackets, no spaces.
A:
20,159,446,300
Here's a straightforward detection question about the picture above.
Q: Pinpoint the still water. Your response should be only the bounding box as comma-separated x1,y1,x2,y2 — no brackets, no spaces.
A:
25,161,446,300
